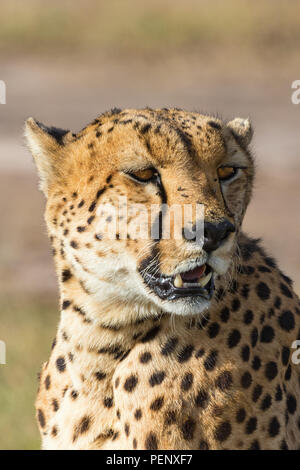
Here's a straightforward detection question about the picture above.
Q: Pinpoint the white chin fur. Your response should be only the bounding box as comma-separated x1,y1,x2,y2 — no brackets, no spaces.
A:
208,256,230,275
159,297,211,316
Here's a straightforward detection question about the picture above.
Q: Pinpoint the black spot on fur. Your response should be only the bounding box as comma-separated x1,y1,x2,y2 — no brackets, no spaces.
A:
260,325,275,343
207,322,220,338
56,356,66,372
250,327,258,347
73,416,91,441
216,371,233,391
241,345,250,362
150,396,164,411
177,345,194,363
103,397,113,408
62,269,72,282
214,421,231,442
124,375,138,392
45,375,51,390
195,389,209,408
180,417,196,442
96,187,106,199
37,409,46,428
149,371,165,387
232,298,241,312
139,351,152,364
281,346,290,366
252,384,263,402
244,310,253,325
164,410,176,425
268,417,280,437
241,372,252,389
286,394,297,414
95,371,106,381
145,432,158,450
62,300,71,310
278,310,295,332
245,417,257,434
265,256,277,268
227,329,241,348
236,408,246,423
261,394,272,411
140,123,151,134
134,409,142,420
275,385,283,401
241,284,250,299
220,307,230,323
195,348,205,358
256,282,270,300
252,356,261,371
52,399,59,412
161,337,178,356
204,350,218,371
208,120,221,130
141,326,160,343
265,362,278,381
199,440,209,450
88,201,96,212
280,283,293,298
181,372,194,391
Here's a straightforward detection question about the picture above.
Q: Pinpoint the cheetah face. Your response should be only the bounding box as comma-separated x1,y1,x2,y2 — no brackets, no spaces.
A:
25,109,254,318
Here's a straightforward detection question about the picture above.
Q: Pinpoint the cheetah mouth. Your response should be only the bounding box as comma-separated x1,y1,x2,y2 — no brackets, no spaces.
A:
142,264,214,301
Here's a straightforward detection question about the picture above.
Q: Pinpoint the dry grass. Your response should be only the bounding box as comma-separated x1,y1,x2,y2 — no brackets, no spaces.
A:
0,0,299,58
0,299,57,450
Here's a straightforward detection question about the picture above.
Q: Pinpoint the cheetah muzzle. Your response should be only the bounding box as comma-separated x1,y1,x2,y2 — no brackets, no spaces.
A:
141,262,214,301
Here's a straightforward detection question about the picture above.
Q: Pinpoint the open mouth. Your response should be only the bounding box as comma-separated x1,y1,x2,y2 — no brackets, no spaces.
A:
141,263,215,301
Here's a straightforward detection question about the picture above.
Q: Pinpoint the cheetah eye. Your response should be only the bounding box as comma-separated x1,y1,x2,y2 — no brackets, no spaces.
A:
127,168,157,183
217,166,238,182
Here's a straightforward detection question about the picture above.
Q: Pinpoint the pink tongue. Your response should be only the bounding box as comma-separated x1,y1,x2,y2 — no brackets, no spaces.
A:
181,265,206,282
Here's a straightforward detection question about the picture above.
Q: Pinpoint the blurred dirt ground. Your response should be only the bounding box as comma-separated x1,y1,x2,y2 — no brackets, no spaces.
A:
0,0,300,451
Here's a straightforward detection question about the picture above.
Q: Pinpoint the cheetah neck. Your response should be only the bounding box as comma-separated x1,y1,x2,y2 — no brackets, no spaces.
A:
56,273,165,396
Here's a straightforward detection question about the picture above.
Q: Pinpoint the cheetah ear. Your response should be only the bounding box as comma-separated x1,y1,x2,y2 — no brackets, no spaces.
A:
25,118,72,196
227,117,253,148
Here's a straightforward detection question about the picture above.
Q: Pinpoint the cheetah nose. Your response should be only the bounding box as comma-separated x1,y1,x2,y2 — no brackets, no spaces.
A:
203,220,235,253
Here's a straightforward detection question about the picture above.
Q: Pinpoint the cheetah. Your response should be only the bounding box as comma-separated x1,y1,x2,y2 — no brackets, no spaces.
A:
25,108,300,450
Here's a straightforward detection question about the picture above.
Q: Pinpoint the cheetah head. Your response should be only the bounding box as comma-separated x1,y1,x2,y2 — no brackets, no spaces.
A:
25,108,254,320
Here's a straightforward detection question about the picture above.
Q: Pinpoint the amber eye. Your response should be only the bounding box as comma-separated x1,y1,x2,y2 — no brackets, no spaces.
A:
128,168,157,182
217,166,237,182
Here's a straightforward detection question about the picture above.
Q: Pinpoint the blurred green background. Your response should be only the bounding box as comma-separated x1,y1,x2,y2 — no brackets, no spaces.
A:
0,0,300,450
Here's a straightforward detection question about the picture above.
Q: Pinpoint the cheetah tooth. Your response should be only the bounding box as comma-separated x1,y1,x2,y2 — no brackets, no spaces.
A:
174,274,183,288
198,271,212,287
